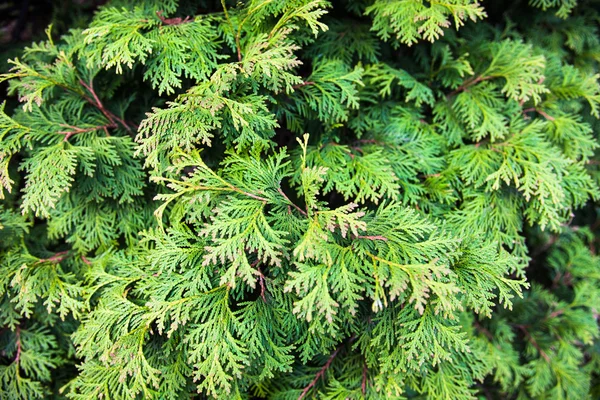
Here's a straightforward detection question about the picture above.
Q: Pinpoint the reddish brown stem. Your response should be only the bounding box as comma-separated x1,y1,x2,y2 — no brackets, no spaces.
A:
547,309,565,320
58,123,115,141
239,190,269,202
277,187,308,217
520,77,545,106
79,79,132,132
551,272,563,289
156,10,191,25
256,264,267,302
298,336,357,399
353,235,388,242
299,347,342,400
36,250,69,265
361,361,368,395
517,325,550,363
350,146,364,154
535,109,555,121
446,75,491,98
236,37,242,62
523,107,555,121
14,326,21,363
475,138,492,148
292,81,315,90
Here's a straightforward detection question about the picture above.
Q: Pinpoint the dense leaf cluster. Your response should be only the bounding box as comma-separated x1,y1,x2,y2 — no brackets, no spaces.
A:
1,0,599,399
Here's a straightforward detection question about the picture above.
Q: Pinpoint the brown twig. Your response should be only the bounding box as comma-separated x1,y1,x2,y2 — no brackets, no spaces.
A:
361,361,368,395
446,75,491,98
418,172,442,180
36,250,69,265
238,190,269,202
474,137,492,149
546,309,565,320
516,325,550,363
350,146,364,154
156,10,191,25
14,326,21,364
79,79,132,132
299,348,342,399
522,107,555,121
235,39,242,62
256,264,267,302
277,187,308,217
519,77,545,107
225,184,269,202
298,336,356,399
58,123,115,141
535,109,555,121
292,81,315,90
247,254,267,302
353,235,388,242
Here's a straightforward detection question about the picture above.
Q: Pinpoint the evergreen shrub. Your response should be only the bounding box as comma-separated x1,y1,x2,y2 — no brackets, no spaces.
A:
1,0,600,398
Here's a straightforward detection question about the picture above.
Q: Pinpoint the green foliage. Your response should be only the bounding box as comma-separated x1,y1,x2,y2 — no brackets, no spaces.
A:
365,0,486,46
529,0,578,18
1,0,600,399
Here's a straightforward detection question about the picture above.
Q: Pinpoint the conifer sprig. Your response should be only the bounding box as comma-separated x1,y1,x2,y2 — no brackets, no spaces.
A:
1,0,600,399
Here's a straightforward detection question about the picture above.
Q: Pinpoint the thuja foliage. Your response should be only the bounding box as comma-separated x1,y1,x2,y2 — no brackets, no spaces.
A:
1,0,600,398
